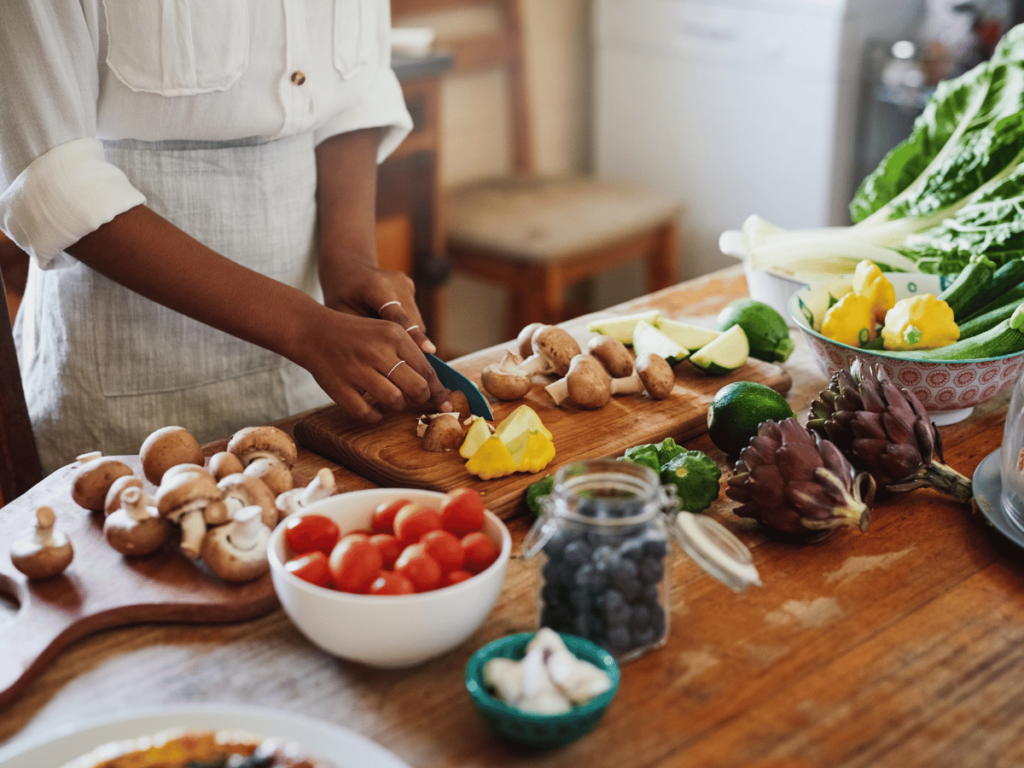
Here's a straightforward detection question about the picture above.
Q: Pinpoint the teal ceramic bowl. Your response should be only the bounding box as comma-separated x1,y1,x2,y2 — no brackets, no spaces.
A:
465,632,620,750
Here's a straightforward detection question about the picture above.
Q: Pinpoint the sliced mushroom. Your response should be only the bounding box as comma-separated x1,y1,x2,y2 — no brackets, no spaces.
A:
635,352,675,400
521,325,581,377
276,467,338,519
209,450,244,481
71,456,135,512
516,322,546,359
227,425,298,469
155,467,223,558
139,426,205,485
587,335,636,379
217,473,278,529
243,457,295,497
10,506,74,579
481,351,532,401
200,505,272,583
419,413,465,452
544,354,611,409
448,389,471,419
104,486,172,556
103,474,145,517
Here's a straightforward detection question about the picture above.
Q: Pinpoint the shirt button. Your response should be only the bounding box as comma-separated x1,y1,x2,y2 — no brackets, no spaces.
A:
291,71,306,86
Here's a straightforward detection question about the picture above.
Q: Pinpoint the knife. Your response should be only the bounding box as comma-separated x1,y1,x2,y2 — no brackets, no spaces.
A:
425,352,494,420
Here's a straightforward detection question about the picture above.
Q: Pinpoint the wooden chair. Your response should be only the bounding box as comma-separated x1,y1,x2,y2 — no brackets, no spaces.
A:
393,0,681,341
0,236,42,505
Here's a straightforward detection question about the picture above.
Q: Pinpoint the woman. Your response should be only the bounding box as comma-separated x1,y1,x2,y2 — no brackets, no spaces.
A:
0,1,451,474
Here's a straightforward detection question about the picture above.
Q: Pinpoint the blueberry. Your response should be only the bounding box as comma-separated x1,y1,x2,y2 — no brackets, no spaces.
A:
574,563,608,593
541,604,575,632
542,529,575,558
619,576,643,602
608,557,639,589
563,539,593,567
591,544,617,567
605,624,632,651
642,536,668,559
540,582,564,605
639,556,664,584
569,587,592,612
642,584,660,605
629,603,651,631
602,590,632,626
620,538,646,562
649,605,666,634
633,626,658,648
572,612,594,639
542,559,575,587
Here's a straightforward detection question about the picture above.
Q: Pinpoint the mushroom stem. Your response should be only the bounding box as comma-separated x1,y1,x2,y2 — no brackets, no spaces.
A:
121,487,153,523
610,371,644,396
228,506,266,551
30,505,58,546
299,468,336,506
520,353,556,376
178,509,207,559
544,377,570,406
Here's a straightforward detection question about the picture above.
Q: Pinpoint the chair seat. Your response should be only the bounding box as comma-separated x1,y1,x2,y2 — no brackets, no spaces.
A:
446,175,681,263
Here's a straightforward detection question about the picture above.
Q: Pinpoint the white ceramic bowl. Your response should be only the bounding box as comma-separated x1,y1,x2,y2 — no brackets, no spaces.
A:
719,228,810,325
790,273,1024,425
268,488,512,668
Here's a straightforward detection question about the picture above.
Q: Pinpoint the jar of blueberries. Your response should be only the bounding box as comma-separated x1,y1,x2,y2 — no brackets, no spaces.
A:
524,458,760,662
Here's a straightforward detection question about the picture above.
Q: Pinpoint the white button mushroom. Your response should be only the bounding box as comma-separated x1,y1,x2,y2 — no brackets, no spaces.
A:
526,628,612,705
217,473,278,529
276,467,337,519
481,351,533,401
200,505,272,583
154,467,223,558
139,426,205,485
227,425,298,469
103,486,172,557
10,505,74,579
71,455,135,513
517,644,573,715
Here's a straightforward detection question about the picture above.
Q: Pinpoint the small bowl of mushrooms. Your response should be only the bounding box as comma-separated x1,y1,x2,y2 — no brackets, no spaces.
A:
465,629,620,750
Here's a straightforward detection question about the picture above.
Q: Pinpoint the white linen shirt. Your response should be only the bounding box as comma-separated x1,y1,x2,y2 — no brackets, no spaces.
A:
0,0,413,270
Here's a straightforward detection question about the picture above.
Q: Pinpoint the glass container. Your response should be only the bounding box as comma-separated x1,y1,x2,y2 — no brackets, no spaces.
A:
1000,368,1024,531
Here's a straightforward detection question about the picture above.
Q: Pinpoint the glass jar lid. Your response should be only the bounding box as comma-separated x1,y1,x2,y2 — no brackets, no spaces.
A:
670,512,761,591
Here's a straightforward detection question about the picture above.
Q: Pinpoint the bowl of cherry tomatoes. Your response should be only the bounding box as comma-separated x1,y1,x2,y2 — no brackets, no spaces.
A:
268,486,512,668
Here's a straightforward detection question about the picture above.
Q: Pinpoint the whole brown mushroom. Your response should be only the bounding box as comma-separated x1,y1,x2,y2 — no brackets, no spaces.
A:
544,354,612,409
71,455,135,512
200,505,272,583
228,425,298,469
103,474,145,517
155,467,223,558
521,326,582,377
11,506,74,579
244,457,295,497
218,472,278,529
587,335,636,379
104,486,172,556
209,451,244,481
481,351,532,401
635,352,675,400
276,467,338,519
139,426,205,485
516,322,546,359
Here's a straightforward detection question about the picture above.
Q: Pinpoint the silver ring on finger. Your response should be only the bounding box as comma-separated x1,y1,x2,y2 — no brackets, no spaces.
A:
405,324,420,332
386,360,407,380
378,300,402,313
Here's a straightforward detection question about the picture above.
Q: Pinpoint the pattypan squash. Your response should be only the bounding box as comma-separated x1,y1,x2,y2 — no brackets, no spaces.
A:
821,292,877,347
851,260,896,324
511,429,556,473
465,435,518,480
661,449,721,513
882,294,960,351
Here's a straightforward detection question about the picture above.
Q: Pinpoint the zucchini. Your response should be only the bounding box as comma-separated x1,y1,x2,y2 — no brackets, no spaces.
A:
957,295,1024,338
958,257,1024,318
632,319,689,365
689,325,749,374
586,310,661,345
937,253,996,321
961,280,1024,323
892,305,1024,360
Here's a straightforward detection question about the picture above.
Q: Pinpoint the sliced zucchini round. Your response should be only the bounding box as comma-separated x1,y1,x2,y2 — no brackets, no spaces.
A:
689,325,749,375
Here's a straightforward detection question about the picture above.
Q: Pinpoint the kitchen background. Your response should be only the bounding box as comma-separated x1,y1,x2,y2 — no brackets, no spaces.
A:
404,0,1023,355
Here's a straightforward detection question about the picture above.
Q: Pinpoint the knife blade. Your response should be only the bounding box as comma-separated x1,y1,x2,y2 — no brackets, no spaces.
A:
425,352,494,420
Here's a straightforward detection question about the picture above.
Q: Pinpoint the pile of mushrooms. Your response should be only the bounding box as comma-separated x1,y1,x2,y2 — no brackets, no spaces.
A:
59,423,337,584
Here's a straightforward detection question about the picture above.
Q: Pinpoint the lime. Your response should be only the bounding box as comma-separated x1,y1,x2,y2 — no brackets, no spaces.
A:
706,381,795,460
716,298,795,363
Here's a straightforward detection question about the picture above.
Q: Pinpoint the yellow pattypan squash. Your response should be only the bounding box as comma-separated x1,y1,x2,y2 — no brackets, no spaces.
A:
510,429,556,473
882,294,959,351
465,435,518,480
821,292,877,347
851,260,896,324
459,416,493,459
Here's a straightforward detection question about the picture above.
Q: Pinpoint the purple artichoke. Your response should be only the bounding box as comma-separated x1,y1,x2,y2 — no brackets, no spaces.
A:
726,417,875,541
806,360,973,504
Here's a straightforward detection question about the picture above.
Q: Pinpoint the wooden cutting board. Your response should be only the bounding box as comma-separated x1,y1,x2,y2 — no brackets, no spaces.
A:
294,343,792,519
0,456,278,709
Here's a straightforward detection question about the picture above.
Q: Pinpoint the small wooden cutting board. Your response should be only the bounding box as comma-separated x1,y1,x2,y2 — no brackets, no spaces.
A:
0,456,278,709
294,344,792,519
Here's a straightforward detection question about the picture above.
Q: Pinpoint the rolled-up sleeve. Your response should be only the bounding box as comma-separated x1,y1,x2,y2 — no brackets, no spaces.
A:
0,3,146,269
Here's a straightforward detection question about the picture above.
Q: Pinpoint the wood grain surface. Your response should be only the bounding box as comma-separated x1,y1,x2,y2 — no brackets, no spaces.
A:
2,267,1023,768
294,317,791,518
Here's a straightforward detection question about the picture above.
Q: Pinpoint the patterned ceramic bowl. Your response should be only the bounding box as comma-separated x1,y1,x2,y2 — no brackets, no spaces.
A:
789,273,1024,426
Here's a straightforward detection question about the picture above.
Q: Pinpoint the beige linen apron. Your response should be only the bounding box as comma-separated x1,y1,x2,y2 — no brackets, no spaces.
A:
16,134,332,474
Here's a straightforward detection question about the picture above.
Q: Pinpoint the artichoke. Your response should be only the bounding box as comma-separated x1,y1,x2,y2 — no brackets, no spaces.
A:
806,360,973,504
726,417,875,541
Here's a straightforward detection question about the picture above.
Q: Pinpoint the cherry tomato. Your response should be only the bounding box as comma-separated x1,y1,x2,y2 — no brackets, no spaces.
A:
339,531,371,545
283,514,340,556
393,503,442,548
285,551,334,589
461,531,501,573
369,533,401,570
395,543,442,592
439,488,486,536
441,569,474,588
421,529,465,573
328,538,383,593
372,498,410,535
368,570,415,596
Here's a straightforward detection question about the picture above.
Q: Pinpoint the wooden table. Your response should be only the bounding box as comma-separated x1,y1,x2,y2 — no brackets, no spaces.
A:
2,266,1023,768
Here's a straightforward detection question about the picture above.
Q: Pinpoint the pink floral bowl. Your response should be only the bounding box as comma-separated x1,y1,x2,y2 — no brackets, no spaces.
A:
789,274,1024,426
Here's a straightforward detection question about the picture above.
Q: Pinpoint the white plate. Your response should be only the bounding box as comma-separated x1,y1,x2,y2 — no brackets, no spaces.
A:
0,704,410,768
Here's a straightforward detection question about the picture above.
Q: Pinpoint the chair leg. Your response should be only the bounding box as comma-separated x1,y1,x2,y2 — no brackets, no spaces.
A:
646,219,679,292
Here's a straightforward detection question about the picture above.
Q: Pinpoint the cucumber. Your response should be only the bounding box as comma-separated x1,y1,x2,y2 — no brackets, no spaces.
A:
632,319,689,366
958,257,1024,319
586,309,661,345
892,305,1024,360
689,325,749,375
938,253,996,321
656,317,721,352
961,280,1024,323
957,295,1024,338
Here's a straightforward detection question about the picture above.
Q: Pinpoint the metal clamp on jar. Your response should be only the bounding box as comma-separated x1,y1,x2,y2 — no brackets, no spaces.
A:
524,458,761,662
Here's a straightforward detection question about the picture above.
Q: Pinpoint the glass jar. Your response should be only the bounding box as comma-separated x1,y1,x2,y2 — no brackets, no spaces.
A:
1000,368,1024,531
523,458,760,662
